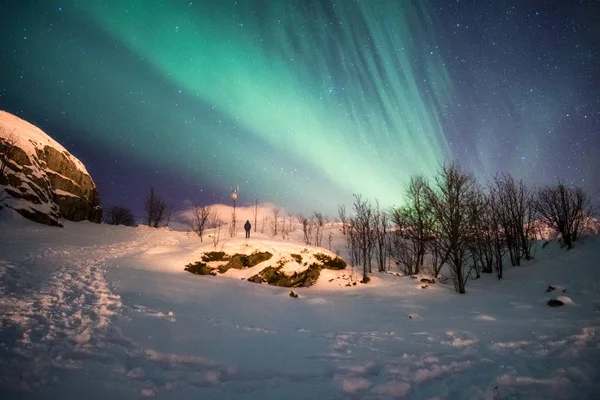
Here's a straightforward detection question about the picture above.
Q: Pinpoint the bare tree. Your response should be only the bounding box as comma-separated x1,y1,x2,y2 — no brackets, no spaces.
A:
270,208,281,237
252,199,259,232
465,189,490,279
208,211,221,228
390,176,435,275
210,211,221,248
164,205,173,228
328,231,334,251
488,191,508,279
144,186,168,228
390,208,419,276
186,204,213,242
491,174,536,266
535,182,594,250
313,211,325,247
346,222,361,267
425,162,479,294
338,205,348,235
0,128,18,179
298,214,313,245
105,205,135,226
349,194,375,282
287,211,295,233
373,201,389,272
280,218,288,240
428,234,449,278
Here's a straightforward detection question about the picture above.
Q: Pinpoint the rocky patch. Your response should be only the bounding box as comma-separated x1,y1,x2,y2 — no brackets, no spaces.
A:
185,249,348,288
248,264,322,287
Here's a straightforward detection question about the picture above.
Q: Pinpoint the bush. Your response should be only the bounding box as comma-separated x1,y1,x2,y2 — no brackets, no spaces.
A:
290,253,303,264
184,261,216,276
105,205,135,226
314,253,347,270
201,251,229,262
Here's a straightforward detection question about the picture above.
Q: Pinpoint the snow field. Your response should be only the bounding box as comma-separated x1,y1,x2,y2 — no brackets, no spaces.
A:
0,209,599,399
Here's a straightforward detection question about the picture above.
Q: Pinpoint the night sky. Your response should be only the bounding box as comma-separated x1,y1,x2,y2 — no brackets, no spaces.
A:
1,0,598,216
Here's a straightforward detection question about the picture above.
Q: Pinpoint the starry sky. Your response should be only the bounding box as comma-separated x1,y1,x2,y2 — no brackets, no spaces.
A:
1,0,598,216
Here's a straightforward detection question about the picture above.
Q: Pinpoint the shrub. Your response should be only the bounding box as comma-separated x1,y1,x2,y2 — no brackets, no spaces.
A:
184,262,216,276
314,253,347,270
201,251,229,262
105,205,136,226
260,266,293,286
291,253,303,264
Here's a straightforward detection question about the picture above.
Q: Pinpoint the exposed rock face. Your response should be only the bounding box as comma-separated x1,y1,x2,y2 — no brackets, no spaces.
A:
0,110,101,226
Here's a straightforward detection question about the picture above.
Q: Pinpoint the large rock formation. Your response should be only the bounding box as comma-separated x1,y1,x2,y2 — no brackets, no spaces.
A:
0,110,101,226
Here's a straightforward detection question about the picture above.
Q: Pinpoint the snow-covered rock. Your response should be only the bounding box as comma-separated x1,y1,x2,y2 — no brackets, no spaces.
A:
0,110,101,226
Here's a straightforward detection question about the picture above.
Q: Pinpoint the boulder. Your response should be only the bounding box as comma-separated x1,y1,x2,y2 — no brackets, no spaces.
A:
0,111,101,226
547,299,564,307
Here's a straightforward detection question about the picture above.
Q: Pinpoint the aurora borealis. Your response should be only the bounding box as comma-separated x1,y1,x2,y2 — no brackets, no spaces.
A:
1,0,598,215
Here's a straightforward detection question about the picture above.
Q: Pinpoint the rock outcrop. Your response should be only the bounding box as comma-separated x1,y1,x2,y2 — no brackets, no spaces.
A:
0,110,102,226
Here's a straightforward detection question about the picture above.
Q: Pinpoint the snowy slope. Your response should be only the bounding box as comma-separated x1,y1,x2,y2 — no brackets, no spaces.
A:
0,110,89,175
0,209,599,399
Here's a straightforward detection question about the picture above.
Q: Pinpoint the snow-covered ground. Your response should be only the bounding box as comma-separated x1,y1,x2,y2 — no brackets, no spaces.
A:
1,209,599,399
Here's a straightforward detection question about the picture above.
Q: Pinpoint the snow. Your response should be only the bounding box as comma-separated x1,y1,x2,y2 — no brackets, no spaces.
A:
2,184,58,215
54,189,79,198
0,110,89,175
0,208,599,399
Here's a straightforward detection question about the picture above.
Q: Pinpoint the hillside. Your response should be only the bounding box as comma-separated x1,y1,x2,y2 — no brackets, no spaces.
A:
0,209,599,399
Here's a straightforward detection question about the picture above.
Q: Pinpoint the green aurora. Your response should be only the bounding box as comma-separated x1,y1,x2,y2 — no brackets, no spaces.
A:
71,0,452,210
2,0,598,215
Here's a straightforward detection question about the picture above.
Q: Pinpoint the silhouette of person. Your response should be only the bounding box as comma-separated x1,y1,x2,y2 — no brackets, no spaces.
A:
244,220,251,238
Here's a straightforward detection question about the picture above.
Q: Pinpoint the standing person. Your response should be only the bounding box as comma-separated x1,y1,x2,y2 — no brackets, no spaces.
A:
244,220,251,238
